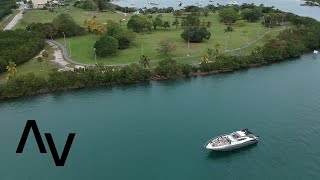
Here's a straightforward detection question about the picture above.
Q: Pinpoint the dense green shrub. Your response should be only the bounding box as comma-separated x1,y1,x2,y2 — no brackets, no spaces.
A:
94,36,119,56
181,15,211,42
2,73,47,98
52,13,85,37
140,7,174,14
106,25,135,49
26,23,57,39
0,30,45,73
0,0,17,21
219,8,239,24
82,0,96,10
241,7,263,22
116,64,151,83
155,58,184,78
184,6,201,12
127,15,152,33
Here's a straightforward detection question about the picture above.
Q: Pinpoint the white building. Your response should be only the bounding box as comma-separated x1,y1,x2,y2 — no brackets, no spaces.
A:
29,0,47,9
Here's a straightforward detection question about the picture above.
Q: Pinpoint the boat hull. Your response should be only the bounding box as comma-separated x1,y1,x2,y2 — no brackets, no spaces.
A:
206,139,259,151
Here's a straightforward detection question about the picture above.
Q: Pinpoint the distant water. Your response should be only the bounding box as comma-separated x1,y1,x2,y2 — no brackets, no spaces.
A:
112,0,320,20
1,53,320,179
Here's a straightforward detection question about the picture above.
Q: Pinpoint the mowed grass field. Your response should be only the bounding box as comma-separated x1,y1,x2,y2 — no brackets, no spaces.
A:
14,7,126,29
15,7,284,65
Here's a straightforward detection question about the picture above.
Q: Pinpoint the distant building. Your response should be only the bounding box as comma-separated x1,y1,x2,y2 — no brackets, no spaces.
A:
29,0,67,9
29,0,47,8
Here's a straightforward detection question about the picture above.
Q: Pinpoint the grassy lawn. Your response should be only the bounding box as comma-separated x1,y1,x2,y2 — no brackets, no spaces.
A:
14,7,126,29
55,14,283,65
14,7,284,65
0,9,19,30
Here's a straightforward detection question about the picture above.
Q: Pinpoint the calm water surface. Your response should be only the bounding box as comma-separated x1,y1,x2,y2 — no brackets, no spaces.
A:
113,0,320,20
1,0,320,179
1,53,320,179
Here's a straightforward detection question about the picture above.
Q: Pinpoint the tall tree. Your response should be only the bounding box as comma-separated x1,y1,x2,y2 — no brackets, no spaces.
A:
6,61,17,77
84,17,107,35
158,40,176,57
224,25,234,50
214,43,221,57
181,14,211,42
152,15,163,30
127,15,152,33
172,18,180,29
203,7,210,18
94,36,119,56
162,21,171,29
219,8,238,24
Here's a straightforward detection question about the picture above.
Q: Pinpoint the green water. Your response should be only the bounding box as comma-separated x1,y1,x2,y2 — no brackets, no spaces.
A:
1,53,320,179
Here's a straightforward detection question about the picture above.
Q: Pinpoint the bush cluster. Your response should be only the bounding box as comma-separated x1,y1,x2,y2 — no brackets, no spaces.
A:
0,0,17,21
0,30,45,73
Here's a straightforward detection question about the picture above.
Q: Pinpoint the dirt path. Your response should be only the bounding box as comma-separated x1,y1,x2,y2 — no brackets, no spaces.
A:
47,41,85,71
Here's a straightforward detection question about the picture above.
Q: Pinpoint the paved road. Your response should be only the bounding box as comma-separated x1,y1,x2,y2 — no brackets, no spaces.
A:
3,2,26,30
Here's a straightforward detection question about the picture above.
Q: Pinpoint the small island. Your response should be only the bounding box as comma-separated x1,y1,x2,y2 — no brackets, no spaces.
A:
301,0,320,6
0,1,319,100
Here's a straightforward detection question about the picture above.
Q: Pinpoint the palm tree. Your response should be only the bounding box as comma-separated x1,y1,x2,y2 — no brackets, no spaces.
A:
224,25,234,50
6,61,17,76
6,61,17,81
200,54,210,64
224,25,234,36
214,43,221,56
139,55,150,68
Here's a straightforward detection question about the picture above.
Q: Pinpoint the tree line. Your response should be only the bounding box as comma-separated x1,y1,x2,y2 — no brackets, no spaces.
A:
0,13,86,74
0,30,45,73
1,14,319,100
0,0,17,21
1,4,319,100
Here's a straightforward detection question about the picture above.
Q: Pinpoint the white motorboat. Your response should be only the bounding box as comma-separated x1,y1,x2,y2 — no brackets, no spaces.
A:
227,1,238,6
205,129,259,151
150,1,159,5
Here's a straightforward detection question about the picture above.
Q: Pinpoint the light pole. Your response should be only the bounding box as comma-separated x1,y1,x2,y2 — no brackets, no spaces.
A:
93,48,97,64
62,32,66,46
225,36,228,51
68,41,71,57
141,45,144,55
187,40,190,56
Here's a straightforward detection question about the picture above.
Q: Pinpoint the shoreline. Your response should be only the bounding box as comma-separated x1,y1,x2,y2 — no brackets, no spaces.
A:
0,54,310,101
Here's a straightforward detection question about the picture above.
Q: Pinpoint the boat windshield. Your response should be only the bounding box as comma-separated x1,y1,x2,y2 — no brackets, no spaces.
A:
231,133,240,139
237,137,247,141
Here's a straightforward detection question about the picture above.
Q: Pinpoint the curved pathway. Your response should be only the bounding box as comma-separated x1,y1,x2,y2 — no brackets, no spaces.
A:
47,40,132,67
47,40,93,67
49,26,287,67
